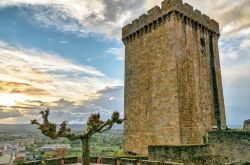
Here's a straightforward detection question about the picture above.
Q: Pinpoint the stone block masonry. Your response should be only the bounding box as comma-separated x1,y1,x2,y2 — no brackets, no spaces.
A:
148,131,250,164
123,0,226,155
208,131,250,163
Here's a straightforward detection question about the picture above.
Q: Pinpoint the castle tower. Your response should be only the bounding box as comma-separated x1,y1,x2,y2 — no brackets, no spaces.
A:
122,0,226,155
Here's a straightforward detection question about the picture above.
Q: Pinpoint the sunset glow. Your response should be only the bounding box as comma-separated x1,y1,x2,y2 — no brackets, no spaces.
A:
0,0,249,125
0,93,31,107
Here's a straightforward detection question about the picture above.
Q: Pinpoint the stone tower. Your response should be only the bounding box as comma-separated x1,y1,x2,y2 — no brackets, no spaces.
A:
122,0,226,155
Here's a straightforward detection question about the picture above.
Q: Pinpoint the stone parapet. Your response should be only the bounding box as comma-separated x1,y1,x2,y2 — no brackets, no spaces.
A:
148,131,250,164
122,0,219,44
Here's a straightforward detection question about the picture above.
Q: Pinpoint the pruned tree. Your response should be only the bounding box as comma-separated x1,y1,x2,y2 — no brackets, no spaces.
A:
31,109,124,165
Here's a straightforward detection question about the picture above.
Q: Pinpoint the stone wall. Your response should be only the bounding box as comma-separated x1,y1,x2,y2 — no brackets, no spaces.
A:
208,131,250,163
148,131,250,164
244,119,250,131
124,5,181,155
123,0,226,155
14,157,78,165
148,144,217,164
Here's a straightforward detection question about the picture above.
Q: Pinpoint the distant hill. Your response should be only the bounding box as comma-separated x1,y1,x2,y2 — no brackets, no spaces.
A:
229,125,243,129
0,123,123,135
0,124,38,135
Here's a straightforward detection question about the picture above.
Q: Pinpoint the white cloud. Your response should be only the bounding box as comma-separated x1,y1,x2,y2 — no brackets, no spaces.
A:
220,49,239,61
222,23,236,34
59,40,69,44
222,60,250,85
0,0,250,125
106,47,125,60
0,0,145,39
240,39,250,49
0,0,249,40
0,86,124,124
108,97,114,101
0,41,122,104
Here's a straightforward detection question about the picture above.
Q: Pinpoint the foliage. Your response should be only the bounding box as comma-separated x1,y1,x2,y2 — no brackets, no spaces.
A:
31,108,124,165
13,159,26,164
44,152,57,159
56,148,69,158
31,109,124,140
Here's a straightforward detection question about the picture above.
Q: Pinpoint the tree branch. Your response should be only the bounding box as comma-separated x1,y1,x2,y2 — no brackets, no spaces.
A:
31,109,81,141
31,109,124,140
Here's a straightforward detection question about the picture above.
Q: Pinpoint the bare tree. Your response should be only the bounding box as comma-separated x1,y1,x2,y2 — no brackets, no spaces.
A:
31,109,124,165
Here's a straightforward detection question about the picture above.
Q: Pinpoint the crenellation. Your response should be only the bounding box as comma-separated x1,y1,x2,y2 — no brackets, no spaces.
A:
147,6,161,22
210,19,220,34
161,0,181,15
194,9,201,15
131,19,139,32
122,23,131,39
138,14,149,28
183,3,193,11
202,14,210,23
122,1,220,44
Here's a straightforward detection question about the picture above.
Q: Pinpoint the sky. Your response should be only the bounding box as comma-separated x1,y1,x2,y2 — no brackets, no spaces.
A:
0,0,249,126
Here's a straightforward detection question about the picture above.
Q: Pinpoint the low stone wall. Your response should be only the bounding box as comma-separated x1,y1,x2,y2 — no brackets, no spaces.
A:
101,157,118,164
148,144,217,164
90,157,98,163
140,160,160,165
120,158,138,165
22,160,41,165
63,157,78,164
16,156,186,165
208,130,250,163
148,131,250,164
14,157,78,165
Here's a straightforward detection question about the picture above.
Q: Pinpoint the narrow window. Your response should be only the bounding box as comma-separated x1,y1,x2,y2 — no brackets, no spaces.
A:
200,37,205,55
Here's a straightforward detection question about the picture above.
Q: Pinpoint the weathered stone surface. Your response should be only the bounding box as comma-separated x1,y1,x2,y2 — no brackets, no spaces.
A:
123,0,226,155
148,144,216,164
208,131,250,163
244,119,250,131
148,131,250,164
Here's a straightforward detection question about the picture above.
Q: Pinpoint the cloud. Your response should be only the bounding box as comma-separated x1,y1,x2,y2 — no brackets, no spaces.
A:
0,40,122,124
240,39,250,49
0,40,121,105
59,40,69,44
106,47,125,60
0,0,249,40
146,0,250,39
186,0,250,38
0,86,124,124
25,5,91,38
0,81,50,97
0,109,22,119
0,0,249,126
47,86,124,124
0,42,104,77
0,0,146,39
219,35,250,125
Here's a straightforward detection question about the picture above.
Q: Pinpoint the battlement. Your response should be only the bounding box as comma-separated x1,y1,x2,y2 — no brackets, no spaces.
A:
122,0,220,44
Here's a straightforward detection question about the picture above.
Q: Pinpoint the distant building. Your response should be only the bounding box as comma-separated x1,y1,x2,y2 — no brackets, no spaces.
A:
15,139,35,146
0,142,14,157
0,155,11,165
41,144,71,153
16,148,26,160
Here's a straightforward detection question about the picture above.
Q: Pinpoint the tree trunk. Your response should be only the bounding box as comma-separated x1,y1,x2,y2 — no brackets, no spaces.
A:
81,138,90,165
